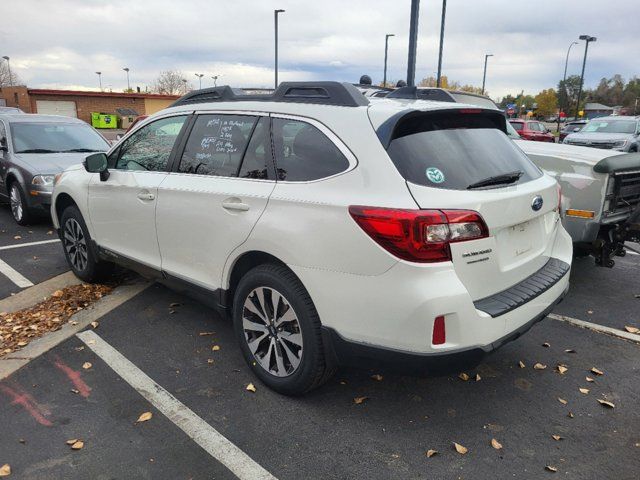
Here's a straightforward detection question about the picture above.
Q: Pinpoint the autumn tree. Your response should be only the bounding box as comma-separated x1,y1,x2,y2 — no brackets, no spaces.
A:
0,59,21,87
534,89,558,117
152,70,192,95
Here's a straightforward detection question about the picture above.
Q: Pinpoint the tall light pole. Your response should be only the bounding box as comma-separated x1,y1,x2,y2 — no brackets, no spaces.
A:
95,71,102,91
211,75,219,87
2,56,12,86
436,0,447,87
181,78,187,94
406,0,420,87
557,41,578,132
383,34,395,88
481,54,493,95
575,35,596,119
195,73,204,89
274,9,285,89
123,67,130,91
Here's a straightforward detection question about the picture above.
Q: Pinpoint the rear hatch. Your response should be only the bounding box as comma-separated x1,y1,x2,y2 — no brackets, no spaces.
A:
382,108,561,300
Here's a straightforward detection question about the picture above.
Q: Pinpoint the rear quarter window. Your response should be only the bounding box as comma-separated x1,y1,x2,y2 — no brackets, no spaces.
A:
386,111,542,190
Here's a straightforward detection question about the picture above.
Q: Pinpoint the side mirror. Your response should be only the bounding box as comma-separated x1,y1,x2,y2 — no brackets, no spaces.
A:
0,137,7,152
83,153,110,181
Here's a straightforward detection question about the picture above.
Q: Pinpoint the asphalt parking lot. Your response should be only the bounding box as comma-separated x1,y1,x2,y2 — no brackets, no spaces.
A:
0,212,639,479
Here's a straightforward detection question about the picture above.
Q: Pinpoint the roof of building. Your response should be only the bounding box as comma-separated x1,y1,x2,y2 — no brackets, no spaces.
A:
584,102,614,111
26,88,180,100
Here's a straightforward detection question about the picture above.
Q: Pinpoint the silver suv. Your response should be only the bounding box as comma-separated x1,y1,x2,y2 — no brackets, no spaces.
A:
563,116,640,152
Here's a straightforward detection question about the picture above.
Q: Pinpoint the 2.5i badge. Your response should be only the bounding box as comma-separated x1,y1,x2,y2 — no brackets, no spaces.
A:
426,167,445,184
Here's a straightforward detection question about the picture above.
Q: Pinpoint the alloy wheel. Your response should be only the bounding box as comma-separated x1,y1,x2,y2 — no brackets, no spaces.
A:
9,185,23,222
63,218,89,272
242,287,303,377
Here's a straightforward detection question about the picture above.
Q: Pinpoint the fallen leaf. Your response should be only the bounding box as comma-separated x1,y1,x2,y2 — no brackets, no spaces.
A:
565,349,576,353
199,332,215,336
426,449,438,458
545,465,558,472
371,374,383,381
51,290,64,298
556,365,568,375
14,235,21,240
453,442,468,454
542,342,551,348
587,310,593,314
591,367,604,376
579,388,590,395
567,412,574,418
135,411,153,423
66,438,78,445
624,326,640,334
458,372,470,381
353,396,368,404
90,321,99,329
74,346,84,351
518,360,526,369
597,399,615,408
82,362,92,370
586,376,594,383
0,464,10,477
207,358,214,365
17,341,27,347
534,363,547,370
70,440,84,450
475,374,481,382
491,438,502,450
47,230,53,235
212,345,221,351
169,302,181,307
246,383,257,393
552,435,563,441
70,389,79,394
558,397,568,405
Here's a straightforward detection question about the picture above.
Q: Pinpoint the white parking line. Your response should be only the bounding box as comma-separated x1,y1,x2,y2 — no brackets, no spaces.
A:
548,313,640,344
77,330,277,480
0,239,60,251
0,257,33,288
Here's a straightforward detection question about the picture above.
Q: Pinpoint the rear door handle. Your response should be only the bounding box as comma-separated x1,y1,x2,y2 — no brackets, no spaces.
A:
222,199,250,212
137,192,155,201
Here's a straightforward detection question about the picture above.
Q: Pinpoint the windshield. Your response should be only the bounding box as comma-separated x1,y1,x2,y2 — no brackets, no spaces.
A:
509,122,524,131
11,122,109,153
386,112,541,190
581,119,637,134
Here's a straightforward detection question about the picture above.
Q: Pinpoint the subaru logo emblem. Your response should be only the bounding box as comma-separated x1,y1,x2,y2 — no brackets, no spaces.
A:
531,195,544,211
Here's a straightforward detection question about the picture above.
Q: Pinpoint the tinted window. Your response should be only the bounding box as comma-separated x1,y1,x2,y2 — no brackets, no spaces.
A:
272,118,349,181
116,116,187,171
10,122,109,153
387,112,542,190
510,122,523,131
179,115,256,177
582,119,637,134
239,117,273,179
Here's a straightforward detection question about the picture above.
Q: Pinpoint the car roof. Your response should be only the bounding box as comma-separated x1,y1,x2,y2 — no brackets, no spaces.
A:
0,114,86,124
508,119,526,123
589,115,638,121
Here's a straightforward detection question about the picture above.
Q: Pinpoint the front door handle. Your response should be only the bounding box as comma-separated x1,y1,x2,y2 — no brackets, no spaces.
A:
222,198,250,212
137,192,155,201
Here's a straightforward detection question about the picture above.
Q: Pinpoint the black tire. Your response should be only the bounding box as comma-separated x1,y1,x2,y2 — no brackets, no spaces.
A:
60,206,113,282
233,263,335,395
8,182,34,226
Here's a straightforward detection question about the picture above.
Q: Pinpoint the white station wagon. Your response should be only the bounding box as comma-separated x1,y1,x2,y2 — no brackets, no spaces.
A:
52,82,572,394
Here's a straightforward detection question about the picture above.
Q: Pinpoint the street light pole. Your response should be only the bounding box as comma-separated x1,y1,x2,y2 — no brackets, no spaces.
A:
406,0,420,87
436,0,447,87
211,75,219,87
481,54,493,95
2,56,12,86
181,78,188,94
195,73,204,89
95,71,102,91
575,35,597,119
123,67,130,91
557,41,578,132
383,34,395,88
274,9,285,89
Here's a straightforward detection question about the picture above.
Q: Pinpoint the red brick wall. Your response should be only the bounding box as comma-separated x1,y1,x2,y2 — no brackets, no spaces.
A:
0,86,32,112
31,94,147,124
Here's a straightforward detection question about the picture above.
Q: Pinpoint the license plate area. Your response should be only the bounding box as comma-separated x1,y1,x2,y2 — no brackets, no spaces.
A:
509,220,532,257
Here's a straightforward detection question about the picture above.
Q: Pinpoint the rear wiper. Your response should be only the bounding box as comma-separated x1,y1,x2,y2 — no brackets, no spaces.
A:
467,171,524,190
16,148,59,154
61,148,101,153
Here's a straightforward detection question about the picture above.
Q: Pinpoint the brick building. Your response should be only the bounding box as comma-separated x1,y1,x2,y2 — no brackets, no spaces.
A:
0,86,179,125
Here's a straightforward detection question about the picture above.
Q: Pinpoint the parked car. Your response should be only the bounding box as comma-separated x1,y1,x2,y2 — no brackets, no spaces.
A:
0,106,24,114
52,82,572,394
563,116,640,152
508,119,555,142
559,120,589,142
395,88,640,267
0,114,110,225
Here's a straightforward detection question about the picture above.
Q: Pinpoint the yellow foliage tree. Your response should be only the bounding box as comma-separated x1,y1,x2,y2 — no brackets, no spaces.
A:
534,89,558,117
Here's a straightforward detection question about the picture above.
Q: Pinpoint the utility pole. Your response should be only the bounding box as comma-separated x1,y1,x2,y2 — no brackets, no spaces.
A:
2,56,12,86
436,0,447,87
211,75,219,87
274,9,285,89
557,41,578,132
481,54,493,95
575,35,597,119
123,67,130,91
195,73,204,89
383,34,394,88
406,0,420,87
95,71,102,91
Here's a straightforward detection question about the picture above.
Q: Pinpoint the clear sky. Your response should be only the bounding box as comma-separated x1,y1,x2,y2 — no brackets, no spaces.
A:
1,0,636,100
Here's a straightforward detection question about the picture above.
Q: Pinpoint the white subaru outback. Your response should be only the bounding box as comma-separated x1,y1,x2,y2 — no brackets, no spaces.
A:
51,82,572,395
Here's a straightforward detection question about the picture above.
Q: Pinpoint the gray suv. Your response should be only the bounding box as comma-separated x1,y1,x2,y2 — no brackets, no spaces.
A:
0,114,109,225
563,116,640,152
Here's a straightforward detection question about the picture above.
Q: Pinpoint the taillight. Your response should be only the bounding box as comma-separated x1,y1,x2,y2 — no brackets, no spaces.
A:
348,206,489,263
432,316,446,345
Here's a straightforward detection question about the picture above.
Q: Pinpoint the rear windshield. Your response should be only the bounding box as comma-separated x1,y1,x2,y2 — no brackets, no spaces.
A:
509,122,523,131
387,112,542,190
448,92,499,109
